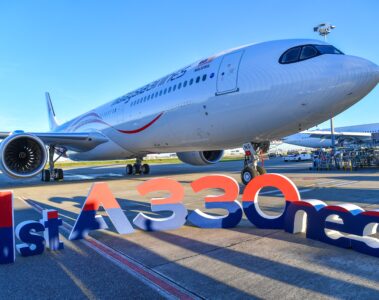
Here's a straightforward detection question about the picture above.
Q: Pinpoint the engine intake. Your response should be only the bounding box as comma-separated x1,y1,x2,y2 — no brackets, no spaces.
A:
0,134,47,178
177,150,224,166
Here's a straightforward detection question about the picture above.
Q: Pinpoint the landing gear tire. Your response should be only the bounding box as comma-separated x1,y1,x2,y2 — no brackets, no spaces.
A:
141,164,150,175
126,164,133,175
57,169,64,180
52,168,64,181
256,166,267,175
133,164,141,175
42,170,51,182
241,167,258,185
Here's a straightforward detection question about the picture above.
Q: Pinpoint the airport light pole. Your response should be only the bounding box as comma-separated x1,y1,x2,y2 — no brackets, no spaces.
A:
313,23,337,149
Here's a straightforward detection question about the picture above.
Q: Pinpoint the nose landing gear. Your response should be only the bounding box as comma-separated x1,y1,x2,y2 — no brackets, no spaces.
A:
126,157,150,176
241,142,269,185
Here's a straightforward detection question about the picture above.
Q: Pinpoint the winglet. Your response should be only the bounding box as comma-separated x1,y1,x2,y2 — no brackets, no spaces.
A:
45,92,59,131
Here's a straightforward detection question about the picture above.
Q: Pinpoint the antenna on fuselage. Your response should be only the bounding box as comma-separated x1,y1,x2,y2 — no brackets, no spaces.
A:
314,23,337,149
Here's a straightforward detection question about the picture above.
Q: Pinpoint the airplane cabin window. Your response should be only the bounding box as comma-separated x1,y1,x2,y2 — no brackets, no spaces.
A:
173,85,176,91
178,83,182,89
164,88,167,94
168,87,172,93
300,46,318,60
183,81,187,87
280,44,344,64
189,79,194,85
210,73,215,78
159,90,162,96
314,45,344,55
196,76,200,83
202,74,207,81
280,47,301,64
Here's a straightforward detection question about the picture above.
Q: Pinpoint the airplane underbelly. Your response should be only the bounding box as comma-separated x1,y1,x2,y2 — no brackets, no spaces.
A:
67,139,134,161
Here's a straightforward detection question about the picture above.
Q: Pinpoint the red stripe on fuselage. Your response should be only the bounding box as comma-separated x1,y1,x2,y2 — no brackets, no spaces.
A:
117,113,163,134
68,113,163,135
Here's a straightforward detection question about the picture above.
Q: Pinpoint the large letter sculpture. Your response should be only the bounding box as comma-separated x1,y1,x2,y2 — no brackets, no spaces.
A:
40,210,64,251
15,221,45,257
350,210,379,257
0,191,15,264
187,175,242,228
133,178,188,231
242,174,300,229
69,182,134,240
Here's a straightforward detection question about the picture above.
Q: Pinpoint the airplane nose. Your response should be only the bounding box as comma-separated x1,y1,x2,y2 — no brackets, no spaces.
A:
363,58,378,82
375,65,379,83
344,56,379,87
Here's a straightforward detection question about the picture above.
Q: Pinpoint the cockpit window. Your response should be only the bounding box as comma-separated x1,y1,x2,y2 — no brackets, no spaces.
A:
279,44,344,64
300,45,318,60
281,47,301,63
314,45,344,55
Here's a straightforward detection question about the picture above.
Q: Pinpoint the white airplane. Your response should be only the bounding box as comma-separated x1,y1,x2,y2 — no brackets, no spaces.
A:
283,123,379,148
0,39,378,184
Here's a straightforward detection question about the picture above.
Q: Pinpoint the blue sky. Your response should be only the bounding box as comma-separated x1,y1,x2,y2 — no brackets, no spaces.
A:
0,0,378,132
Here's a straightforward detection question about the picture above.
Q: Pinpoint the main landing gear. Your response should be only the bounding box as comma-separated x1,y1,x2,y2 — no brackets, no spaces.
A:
125,157,150,176
41,146,64,182
240,142,269,185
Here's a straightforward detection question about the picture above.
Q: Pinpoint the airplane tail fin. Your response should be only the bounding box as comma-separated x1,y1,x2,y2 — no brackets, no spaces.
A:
45,92,59,131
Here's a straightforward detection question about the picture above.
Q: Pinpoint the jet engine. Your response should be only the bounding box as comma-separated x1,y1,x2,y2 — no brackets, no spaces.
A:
176,150,224,166
0,133,47,178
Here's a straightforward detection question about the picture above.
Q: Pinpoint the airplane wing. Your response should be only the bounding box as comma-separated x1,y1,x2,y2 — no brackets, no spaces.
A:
302,130,372,143
0,131,108,152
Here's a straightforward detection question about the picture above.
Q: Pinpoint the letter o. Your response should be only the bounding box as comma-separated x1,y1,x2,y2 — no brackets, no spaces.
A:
242,174,301,229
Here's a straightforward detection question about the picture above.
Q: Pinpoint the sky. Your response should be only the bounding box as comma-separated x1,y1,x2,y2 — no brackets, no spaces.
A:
0,0,378,132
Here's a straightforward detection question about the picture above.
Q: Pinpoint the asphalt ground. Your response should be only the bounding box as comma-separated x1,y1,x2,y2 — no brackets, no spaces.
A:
1,158,379,299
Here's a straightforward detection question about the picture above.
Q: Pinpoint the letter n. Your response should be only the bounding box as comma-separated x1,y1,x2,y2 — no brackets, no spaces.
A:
69,183,134,240
0,191,15,264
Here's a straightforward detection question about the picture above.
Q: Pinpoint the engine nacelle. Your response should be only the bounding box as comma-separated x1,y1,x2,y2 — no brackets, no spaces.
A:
0,133,47,178
177,150,224,166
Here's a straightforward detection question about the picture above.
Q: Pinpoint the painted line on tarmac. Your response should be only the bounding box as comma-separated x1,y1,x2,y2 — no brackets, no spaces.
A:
20,197,199,300
258,180,337,195
64,173,124,181
258,180,353,196
64,174,95,180
323,180,359,188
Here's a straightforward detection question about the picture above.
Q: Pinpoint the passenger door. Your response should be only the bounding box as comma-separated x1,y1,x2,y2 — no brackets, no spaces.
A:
216,50,244,95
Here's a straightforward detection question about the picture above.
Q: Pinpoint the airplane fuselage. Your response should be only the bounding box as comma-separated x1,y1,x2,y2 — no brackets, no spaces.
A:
284,123,379,148
52,39,379,160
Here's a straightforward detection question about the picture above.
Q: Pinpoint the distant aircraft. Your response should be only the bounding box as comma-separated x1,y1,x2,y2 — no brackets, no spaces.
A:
0,39,378,184
283,123,379,148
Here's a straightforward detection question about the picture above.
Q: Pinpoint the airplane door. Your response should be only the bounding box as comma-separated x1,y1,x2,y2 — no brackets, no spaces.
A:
216,50,244,95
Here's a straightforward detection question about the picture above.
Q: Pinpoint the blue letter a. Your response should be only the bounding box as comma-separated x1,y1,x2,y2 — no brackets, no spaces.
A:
69,183,134,240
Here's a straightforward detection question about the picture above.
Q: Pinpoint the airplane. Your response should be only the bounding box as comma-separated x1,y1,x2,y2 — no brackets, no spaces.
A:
283,123,379,148
0,39,378,185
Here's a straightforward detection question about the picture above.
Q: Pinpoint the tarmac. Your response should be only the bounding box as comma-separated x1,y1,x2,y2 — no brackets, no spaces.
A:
0,158,379,299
